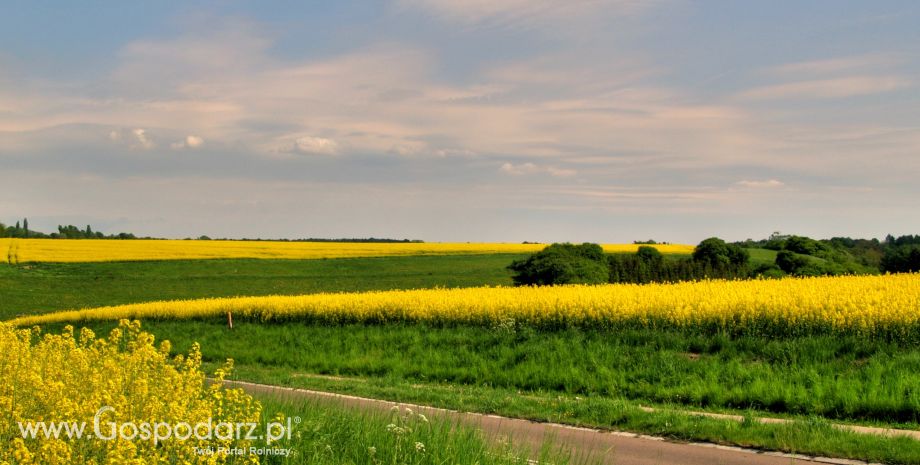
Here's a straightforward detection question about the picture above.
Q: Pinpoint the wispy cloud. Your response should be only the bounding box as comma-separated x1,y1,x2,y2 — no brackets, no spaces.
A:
500,162,576,177
736,179,784,188
2,10,919,242
767,53,905,77
738,76,910,100
397,0,658,28
0,19,768,172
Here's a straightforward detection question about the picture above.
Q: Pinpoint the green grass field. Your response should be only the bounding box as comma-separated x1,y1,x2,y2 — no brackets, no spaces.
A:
4,254,920,464
745,248,778,266
0,254,525,319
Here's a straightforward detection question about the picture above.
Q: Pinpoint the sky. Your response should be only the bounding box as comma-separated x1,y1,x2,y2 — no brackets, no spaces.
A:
1,0,918,243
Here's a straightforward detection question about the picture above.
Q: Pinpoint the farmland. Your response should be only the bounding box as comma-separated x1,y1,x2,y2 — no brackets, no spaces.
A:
3,241,920,464
0,255,525,320
14,274,920,341
1,238,692,264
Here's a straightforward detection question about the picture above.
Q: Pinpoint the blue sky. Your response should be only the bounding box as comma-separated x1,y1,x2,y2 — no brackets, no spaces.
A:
1,1,918,242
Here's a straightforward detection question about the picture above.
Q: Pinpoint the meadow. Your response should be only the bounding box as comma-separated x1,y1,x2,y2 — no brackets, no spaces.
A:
0,255,523,320
2,242,920,464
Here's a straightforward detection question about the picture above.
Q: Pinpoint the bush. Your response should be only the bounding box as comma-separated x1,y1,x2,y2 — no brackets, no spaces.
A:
508,243,609,285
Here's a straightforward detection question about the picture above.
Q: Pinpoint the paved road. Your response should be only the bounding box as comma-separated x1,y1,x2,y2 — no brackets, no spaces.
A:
226,380,877,465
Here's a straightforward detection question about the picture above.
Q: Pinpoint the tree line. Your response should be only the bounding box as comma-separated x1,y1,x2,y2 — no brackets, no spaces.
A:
509,238,751,286
0,218,137,239
0,218,422,243
509,234,920,286
742,233,920,275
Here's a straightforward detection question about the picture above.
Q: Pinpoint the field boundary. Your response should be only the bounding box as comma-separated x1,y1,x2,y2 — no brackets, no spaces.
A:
635,406,920,440
223,379,884,465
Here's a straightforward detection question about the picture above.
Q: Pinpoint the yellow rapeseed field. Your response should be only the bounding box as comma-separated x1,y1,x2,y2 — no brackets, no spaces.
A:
0,320,262,464
12,274,920,340
0,238,693,264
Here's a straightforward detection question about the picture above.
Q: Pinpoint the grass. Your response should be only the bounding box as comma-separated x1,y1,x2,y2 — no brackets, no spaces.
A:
244,394,580,465
745,248,778,266
0,254,526,319
58,319,920,427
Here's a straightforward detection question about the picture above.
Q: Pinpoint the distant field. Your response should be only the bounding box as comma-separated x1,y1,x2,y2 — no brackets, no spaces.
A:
1,238,694,263
746,247,778,266
0,254,524,319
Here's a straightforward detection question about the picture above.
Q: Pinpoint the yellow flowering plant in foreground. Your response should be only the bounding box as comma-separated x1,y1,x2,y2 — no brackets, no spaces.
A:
0,238,693,264
13,274,920,341
0,320,262,465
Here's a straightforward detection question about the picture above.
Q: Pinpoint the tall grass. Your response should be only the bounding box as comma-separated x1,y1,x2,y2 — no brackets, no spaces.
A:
115,320,920,425
252,396,578,465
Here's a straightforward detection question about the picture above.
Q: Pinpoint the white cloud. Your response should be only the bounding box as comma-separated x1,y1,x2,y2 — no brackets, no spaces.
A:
291,136,339,155
107,128,154,149
131,128,154,149
500,162,576,177
186,135,204,148
171,135,205,150
736,179,784,188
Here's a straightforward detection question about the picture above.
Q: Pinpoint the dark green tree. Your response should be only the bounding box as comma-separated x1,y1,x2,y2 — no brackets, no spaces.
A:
881,245,920,273
692,237,731,267
509,243,609,286
775,250,809,274
785,236,823,255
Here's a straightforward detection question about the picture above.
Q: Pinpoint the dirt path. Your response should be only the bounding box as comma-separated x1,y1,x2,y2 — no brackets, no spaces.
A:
225,380,880,465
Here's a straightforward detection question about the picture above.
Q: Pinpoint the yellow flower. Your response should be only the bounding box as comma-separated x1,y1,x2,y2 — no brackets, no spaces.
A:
0,238,693,263
12,274,920,341
0,321,262,464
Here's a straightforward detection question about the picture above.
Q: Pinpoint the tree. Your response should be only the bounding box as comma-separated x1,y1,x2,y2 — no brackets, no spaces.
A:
727,246,748,267
785,236,823,255
775,250,809,274
881,245,920,273
636,245,662,262
692,237,731,267
509,243,609,286
22,218,28,238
